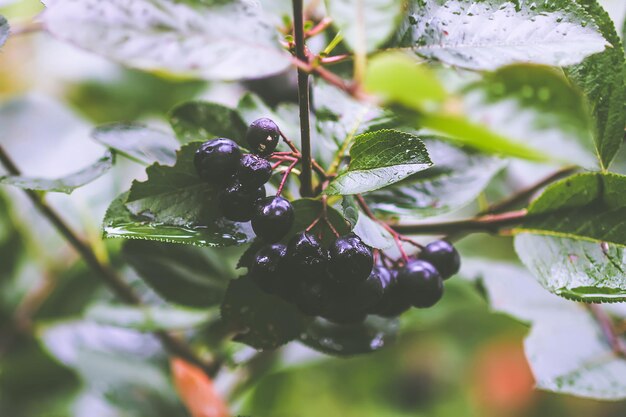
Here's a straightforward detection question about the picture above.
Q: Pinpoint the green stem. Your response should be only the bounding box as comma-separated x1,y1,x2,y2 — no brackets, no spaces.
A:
292,0,313,197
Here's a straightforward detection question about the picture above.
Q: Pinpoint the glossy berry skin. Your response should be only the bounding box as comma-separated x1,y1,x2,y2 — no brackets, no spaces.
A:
351,265,386,312
251,196,294,242
396,260,443,308
194,138,241,184
419,240,461,279
250,244,287,294
219,181,265,222
328,233,373,286
372,267,412,317
237,154,272,188
286,232,328,279
246,118,280,155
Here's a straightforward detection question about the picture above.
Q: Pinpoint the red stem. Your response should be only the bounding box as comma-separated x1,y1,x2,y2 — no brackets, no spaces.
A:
276,159,299,196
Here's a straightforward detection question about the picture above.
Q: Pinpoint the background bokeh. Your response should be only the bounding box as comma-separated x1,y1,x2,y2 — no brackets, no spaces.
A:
1,1,625,416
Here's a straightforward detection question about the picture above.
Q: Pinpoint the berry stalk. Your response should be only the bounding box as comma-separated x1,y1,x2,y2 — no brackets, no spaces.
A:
292,0,313,197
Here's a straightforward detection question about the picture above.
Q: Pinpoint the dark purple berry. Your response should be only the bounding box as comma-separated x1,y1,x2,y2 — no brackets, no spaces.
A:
372,267,412,317
351,265,385,312
328,233,373,286
419,240,460,279
237,154,272,188
194,138,241,184
295,278,328,316
219,180,265,222
396,260,443,308
246,118,280,155
249,244,287,294
321,294,368,324
286,232,328,279
251,196,294,242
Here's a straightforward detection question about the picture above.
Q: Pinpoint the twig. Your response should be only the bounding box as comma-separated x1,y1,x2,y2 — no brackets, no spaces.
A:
391,210,528,235
486,165,578,214
276,159,299,195
292,0,313,197
306,17,332,38
0,146,220,377
588,304,626,358
292,57,367,101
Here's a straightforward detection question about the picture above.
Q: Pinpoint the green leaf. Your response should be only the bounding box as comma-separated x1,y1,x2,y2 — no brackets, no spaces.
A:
514,172,626,302
220,276,311,350
102,144,255,247
566,0,626,169
288,199,351,246
92,123,178,165
463,64,598,168
364,52,447,110
394,0,608,70
123,239,235,308
517,172,626,245
365,138,505,218
515,234,626,302
0,15,8,49
0,151,114,194
464,260,626,400
41,0,291,80
86,303,216,331
325,129,432,195
169,101,248,145
299,316,399,356
326,0,404,52
420,113,551,161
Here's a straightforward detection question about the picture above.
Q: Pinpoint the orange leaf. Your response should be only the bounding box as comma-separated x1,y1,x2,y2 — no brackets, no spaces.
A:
171,358,230,417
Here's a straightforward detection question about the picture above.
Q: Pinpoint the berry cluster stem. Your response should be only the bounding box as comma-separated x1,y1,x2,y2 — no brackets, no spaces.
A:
0,145,220,377
276,159,299,196
292,0,314,198
355,194,419,261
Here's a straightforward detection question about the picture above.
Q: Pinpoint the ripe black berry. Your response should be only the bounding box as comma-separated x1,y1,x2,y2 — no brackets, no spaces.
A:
237,154,272,188
286,231,328,278
194,138,241,184
372,267,412,317
219,180,265,222
396,260,443,308
246,118,280,155
249,244,287,294
419,240,461,279
251,196,294,242
351,265,386,312
294,278,328,316
321,295,368,325
328,233,373,286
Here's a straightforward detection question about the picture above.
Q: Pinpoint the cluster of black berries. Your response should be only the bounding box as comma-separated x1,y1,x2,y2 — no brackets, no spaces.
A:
194,118,295,240
250,233,460,324
195,116,461,324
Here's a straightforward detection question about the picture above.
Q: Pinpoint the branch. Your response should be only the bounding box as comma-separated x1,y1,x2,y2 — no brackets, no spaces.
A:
485,165,578,214
0,146,220,377
391,210,528,235
292,0,313,197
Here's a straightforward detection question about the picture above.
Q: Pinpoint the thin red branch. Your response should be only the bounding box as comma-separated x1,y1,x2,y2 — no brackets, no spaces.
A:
276,159,299,196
